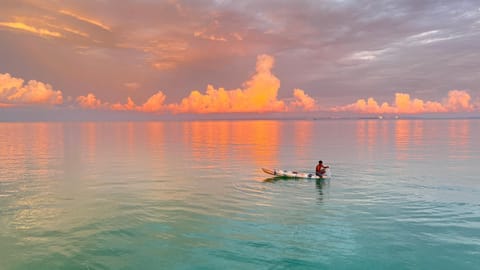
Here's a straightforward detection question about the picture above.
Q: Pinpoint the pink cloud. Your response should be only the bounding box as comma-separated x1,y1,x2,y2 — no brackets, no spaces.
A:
111,97,137,111
0,73,63,106
475,97,480,109
289,88,316,111
109,91,167,112
76,93,106,109
334,90,475,114
394,93,445,113
444,90,474,112
139,91,167,112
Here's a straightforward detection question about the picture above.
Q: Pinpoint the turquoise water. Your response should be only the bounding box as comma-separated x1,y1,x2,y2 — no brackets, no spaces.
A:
0,119,479,269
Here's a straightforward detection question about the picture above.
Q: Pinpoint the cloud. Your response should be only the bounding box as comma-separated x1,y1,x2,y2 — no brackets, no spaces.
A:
334,90,476,114
444,90,474,112
76,93,106,109
89,91,167,113
394,93,445,113
2,0,479,107
194,30,227,42
139,91,167,112
475,97,480,109
124,82,141,90
6,51,475,118
289,89,316,111
111,97,137,111
74,54,318,114
0,21,62,38
169,54,286,113
347,49,390,61
0,73,63,106
139,39,190,70
0,3,116,50
59,9,111,32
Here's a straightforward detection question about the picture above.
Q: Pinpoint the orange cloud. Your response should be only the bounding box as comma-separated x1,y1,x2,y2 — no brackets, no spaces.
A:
111,97,137,111
0,73,63,105
194,30,227,42
444,90,474,112
332,97,390,114
334,90,475,114
76,93,106,109
0,22,62,38
59,10,111,31
289,88,316,111
79,54,315,114
169,54,285,113
60,26,90,38
475,97,480,109
394,93,445,113
106,91,167,112
139,91,167,112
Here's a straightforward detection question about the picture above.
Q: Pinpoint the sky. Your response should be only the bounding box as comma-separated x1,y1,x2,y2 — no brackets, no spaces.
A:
1,0,479,119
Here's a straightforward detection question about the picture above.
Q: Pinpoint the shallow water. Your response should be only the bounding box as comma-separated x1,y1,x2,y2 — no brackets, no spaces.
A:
0,119,479,269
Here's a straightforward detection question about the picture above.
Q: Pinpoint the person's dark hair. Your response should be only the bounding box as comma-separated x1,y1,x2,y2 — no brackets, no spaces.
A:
319,160,323,164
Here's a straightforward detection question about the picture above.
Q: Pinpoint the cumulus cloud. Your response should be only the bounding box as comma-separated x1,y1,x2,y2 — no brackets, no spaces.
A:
394,93,445,113
444,90,474,112
111,97,137,111
289,88,316,111
76,93,106,109
334,90,476,114
140,91,167,112
475,97,480,109
72,54,478,116
95,91,166,112
25,51,475,117
0,73,63,106
73,54,320,114
169,54,286,113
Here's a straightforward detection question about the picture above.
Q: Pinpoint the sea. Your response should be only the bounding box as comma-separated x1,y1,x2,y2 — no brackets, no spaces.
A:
0,119,479,270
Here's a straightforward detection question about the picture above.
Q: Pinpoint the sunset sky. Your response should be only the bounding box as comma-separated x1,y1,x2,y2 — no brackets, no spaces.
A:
1,0,479,119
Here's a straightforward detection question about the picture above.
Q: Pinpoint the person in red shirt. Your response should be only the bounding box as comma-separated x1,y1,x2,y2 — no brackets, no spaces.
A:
315,160,329,177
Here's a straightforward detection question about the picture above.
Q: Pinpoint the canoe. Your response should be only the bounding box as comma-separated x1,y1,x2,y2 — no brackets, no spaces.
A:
262,168,329,179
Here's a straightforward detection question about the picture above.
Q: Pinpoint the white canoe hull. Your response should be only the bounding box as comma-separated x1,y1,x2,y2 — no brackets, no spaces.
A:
262,168,329,179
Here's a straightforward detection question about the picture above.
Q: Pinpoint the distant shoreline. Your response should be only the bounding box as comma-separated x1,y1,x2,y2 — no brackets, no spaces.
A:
1,114,479,122
2,106,479,122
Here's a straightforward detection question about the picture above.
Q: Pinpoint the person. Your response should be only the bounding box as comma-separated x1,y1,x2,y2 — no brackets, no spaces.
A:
315,160,329,176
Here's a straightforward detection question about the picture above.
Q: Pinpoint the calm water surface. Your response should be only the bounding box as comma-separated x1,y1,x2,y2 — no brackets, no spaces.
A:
0,120,479,269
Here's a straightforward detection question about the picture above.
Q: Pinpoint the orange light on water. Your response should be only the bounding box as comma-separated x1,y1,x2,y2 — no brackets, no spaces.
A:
185,121,231,162
448,120,470,159
82,123,97,164
0,124,27,177
292,121,313,156
146,122,165,151
184,121,280,168
235,121,280,167
355,120,384,159
395,120,411,160
411,120,424,147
